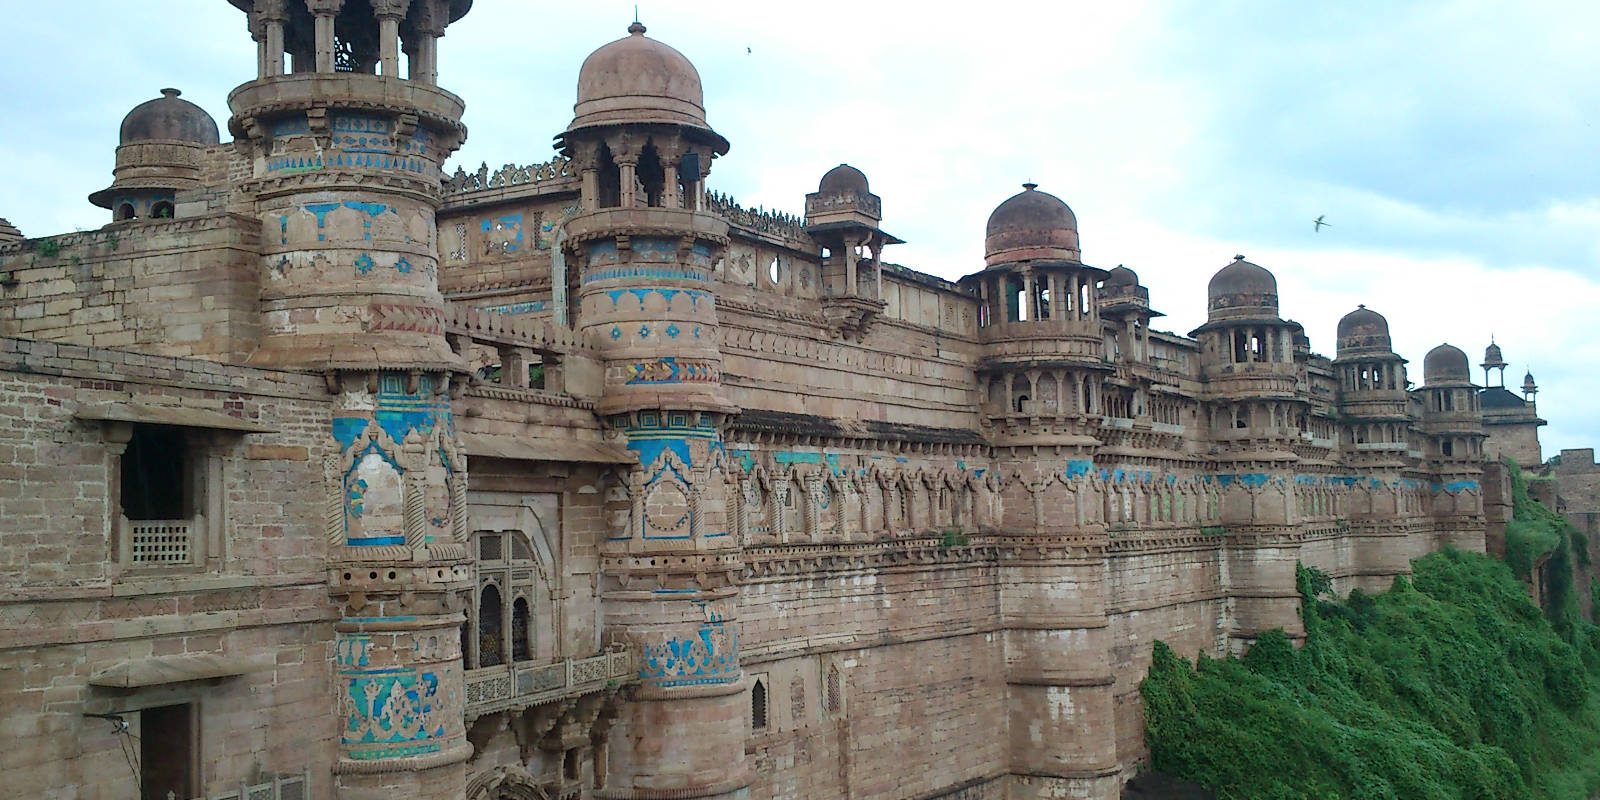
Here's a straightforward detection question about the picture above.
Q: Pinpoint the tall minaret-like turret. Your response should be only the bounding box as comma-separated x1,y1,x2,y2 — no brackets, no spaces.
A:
556,21,750,799
1190,257,1308,648
223,2,475,798
1420,343,1487,550
957,186,1121,799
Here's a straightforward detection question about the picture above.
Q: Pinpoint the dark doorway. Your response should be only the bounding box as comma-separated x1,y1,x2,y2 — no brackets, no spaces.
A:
140,703,196,800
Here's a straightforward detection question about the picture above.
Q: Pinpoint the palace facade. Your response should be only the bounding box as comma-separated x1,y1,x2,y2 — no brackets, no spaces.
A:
0,3,1546,799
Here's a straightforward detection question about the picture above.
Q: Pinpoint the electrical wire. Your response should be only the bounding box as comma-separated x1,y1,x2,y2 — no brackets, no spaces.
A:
109,717,142,796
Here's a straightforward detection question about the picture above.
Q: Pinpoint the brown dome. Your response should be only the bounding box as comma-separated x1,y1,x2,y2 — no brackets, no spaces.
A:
819,164,869,194
568,22,726,152
984,184,1080,266
1104,265,1139,288
120,89,219,146
1206,256,1279,319
1423,343,1471,386
1336,305,1391,354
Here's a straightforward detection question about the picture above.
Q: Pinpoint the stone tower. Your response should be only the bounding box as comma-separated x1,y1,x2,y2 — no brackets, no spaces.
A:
1190,257,1306,646
88,88,221,222
959,186,1121,799
223,2,476,798
1334,306,1409,469
1420,343,1487,549
555,21,750,798
1333,305,1416,582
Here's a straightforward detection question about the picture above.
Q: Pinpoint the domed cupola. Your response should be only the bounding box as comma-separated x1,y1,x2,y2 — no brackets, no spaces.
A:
1099,265,1152,313
119,88,221,146
1422,343,1472,387
818,163,869,195
806,163,884,228
983,183,1080,266
556,22,729,211
90,89,221,221
1206,255,1279,320
805,164,899,331
1335,304,1391,356
563,21,728,155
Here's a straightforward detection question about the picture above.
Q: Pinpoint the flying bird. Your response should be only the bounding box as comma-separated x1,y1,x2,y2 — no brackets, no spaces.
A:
1313,215,1331,232
747,47,752,54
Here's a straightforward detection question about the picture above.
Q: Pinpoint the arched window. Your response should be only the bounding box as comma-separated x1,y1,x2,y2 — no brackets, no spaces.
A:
595,143,621,207
467,519,552,671
115,202,135,221
151,201,175,219
511,597,531,662
478,584,504,667
637,143,665,207
751,679,768,730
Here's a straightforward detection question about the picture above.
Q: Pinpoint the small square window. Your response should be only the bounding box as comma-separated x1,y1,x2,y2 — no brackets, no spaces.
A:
115,424,214,569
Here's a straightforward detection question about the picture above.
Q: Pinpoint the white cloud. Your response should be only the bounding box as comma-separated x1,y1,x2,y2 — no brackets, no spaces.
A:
2,0,1596,453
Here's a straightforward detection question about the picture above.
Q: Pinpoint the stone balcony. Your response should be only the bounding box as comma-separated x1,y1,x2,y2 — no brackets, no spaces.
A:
463,648,636,722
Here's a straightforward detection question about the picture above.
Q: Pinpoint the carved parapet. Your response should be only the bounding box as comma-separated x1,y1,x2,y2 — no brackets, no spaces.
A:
703,191,810,243
443,157,577,195
444,303,591,354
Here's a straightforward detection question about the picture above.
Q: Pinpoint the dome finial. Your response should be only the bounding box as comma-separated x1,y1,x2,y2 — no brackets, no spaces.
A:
161,88,181,97
1233,254,1246,261
1357,303,1365,309
629,5,645,35
1022,181,1037,191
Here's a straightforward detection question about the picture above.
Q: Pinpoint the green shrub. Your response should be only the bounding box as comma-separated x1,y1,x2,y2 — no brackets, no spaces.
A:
1143,550,1600,799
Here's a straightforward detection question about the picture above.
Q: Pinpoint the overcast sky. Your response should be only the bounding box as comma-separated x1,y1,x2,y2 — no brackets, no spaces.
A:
2,1,1597,455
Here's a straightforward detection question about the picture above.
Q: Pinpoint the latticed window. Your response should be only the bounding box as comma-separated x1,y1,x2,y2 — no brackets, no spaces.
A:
333,37,357,72
512,598,531,662
477,584,504,668
825,666,842,716
790,676,806,724
465,518,550,670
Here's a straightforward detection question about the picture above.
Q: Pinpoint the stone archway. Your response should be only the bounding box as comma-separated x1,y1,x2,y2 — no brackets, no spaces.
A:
466,765,550,800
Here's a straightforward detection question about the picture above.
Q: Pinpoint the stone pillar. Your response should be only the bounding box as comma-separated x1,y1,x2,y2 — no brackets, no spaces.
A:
844,235,860,297
1016,268,1031,321
309,0,344,73
372,0,409,78
251,1,290,78
407,0,446,86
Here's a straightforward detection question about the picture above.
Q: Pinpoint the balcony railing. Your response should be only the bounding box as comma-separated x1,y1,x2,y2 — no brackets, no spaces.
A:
178,770,309,800
464,649,636,721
